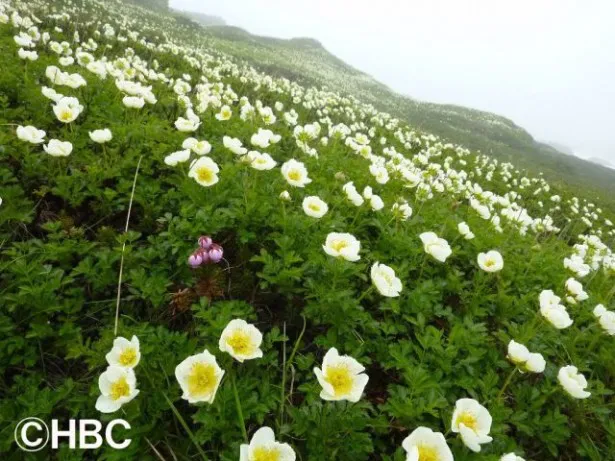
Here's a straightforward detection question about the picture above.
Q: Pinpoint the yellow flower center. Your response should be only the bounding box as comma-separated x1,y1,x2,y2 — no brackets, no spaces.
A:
485,259,495,267
60,109,73,121
309,204,320,212
110,377,130,401
196,167,214,183
226,330,253,356
287,170,301,181
418,445,439,461
456,411,478,431
331,239,348,252
325,366,353,396
118,348,137,367
187,362,217,397
252,447,281,461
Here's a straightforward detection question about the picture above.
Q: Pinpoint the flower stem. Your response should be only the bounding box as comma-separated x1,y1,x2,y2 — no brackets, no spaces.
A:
356,285,374,303
279,322,287,430
231,370,248,443
497,367,518,400
114,156,143,336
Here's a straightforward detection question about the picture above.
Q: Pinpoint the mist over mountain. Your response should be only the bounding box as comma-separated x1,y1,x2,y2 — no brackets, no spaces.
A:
587,157,615,169
544,142,575,156
124,0,615,199
172,10,226,26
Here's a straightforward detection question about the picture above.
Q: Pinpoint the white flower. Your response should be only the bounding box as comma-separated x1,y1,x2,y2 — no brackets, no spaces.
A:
175,350,225,404
302,196,328,218
420,232,452,263
593,304,607,318
370,262,402,297
248,151,277,171
53,97,83,123
182,138,212,155
539,290,573,329
165,149,191,166
239,426,296,461
506,340,545,373
594,304,615,335
369,164,389,184
41,86,64,103
105,335,140,369
14,33,33,48
392,202,413,221
18,48,38,60
501,454,525,461
313,348,368,402
507,340,529,365
43,139,73,157
95,366,139,413
539,289,560,310
558,365,591,399
223,136,247,156
323,233,361,262
89,128,112,144
16,125,45,144
564,255,590,278
369,194,384,211
565,278,588,303
175,116,201,132
451,398,493,452
122,96,145,109
251,128,281,148
458,222,475,239
219,319,263,363
477,250,504,272
281,159,312,188
343,182,364,206
188,157,220,187
525,352,546,373
401,427,453,461
215,105,232,121
279,190,291,201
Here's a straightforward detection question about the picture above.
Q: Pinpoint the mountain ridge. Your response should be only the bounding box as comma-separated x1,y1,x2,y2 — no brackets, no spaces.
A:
133,1,615,201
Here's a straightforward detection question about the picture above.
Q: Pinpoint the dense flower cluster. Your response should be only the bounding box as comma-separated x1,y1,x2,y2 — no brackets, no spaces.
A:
1,0,613,459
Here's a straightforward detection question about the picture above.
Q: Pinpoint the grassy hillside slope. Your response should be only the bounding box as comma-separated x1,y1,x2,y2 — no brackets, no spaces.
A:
187,22,615,205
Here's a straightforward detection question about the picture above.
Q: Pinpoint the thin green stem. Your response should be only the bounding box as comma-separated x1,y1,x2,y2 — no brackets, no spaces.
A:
497,367,518,400
114,156,143,336
356,285,375,303
287,315,307,368
279,322,287,430
231,370,248,443
140,367,207,461
162,394,209,461
350,206,363,227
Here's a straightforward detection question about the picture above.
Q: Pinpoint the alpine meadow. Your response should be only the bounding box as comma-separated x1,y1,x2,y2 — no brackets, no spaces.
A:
2,0,615,460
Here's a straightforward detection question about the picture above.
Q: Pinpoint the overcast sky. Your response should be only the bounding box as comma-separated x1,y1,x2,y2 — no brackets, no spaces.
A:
171,0,615,164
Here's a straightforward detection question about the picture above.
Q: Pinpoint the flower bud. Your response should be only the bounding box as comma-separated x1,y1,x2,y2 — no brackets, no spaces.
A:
188,252,203,267
208,244,223,263
198,235,213,249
